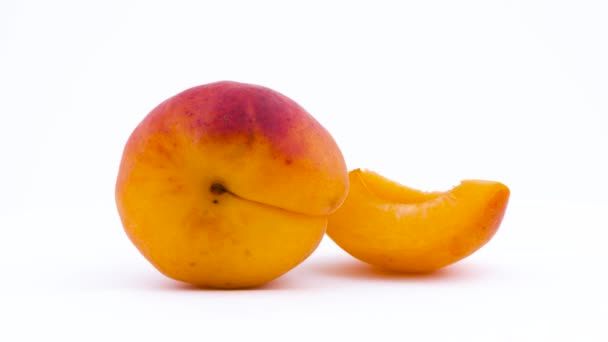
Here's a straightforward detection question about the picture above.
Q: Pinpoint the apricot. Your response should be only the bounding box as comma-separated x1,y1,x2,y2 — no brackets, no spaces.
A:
115,81,348,288
327,169,509,273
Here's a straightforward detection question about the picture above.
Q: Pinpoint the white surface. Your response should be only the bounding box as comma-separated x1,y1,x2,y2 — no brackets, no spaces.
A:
1,0,607,340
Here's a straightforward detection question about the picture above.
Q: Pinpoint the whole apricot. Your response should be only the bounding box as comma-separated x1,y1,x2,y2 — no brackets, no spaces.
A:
116,81,348,288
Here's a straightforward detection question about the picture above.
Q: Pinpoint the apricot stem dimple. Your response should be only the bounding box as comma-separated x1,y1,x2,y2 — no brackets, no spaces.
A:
210,182,228,195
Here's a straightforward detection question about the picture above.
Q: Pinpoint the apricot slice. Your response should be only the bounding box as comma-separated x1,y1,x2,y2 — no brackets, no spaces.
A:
326,169,510,273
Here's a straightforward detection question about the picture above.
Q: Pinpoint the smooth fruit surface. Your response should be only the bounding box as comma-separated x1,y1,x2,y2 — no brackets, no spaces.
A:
327,169,509,273
116,81,348,288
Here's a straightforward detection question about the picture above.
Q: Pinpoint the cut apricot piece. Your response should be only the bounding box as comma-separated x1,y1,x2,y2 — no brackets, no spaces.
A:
326,169,510,273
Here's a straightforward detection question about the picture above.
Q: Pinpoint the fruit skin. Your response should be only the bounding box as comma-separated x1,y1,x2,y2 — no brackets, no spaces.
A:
327,169,509,273
115,81,348,288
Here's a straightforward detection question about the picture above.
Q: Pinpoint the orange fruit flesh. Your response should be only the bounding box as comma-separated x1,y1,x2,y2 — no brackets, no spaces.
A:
327,169,510,273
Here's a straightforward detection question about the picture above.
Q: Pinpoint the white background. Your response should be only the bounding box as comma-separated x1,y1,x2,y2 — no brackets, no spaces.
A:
1,0,607,340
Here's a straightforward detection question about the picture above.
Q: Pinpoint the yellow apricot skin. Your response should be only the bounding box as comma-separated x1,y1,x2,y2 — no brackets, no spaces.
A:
326,169,510,273
116,81,348,289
